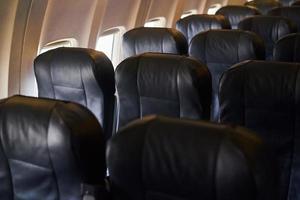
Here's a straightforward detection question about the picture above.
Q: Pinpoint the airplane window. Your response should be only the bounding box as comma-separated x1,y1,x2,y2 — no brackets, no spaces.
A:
207,4,222,15
39,38,77,54
181,9,197,19
144,17,167,28
96,27,125,67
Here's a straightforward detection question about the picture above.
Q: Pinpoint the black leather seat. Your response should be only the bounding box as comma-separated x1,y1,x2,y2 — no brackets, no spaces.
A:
115,53,211,130
238,16,297,59
219,60,300,200
0,95,106,200
34,47,115,140
291,0,300,5
122,27,188,59
107,115,277,200
245,0,282,14
176,14,231,43
216,5,261,29
274,33,300,62
189,29,265,121
268,7,300,32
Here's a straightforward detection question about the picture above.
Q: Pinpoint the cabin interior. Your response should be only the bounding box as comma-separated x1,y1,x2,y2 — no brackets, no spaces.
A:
1,0,300,199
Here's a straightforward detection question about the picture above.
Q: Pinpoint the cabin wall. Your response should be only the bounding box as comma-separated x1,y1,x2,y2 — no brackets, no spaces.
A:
100,0,141,32
1,0,240,98
183,0,208,14
145,0,184,27
0,0,18,98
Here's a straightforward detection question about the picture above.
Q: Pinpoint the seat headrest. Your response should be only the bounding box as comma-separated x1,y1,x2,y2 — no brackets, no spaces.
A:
176,14,231,43
122,27,188,59
244,1,282,14
115,53,211,129
0,95,106,199
274,33,300,62
216,5,261,29
107,115,277,200
268,7,300,31
189,29,265,65
34,47,115,139
238,16,297,59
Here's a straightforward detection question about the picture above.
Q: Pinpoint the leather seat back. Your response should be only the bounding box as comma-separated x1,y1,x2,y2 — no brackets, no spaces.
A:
238,16,297,59
107,115,277,200
219,60,300,200
274,33,300,62
176,14,231,43
189,29,265,121
0,95,106,200
122,27,188,59
115,53,211,130
216,5,261,29
268,7,300,31
34,47,115,140
244,0,282,14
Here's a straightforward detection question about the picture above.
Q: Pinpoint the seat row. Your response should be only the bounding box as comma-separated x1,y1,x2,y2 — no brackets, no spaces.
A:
125,14,298,60
0,95,277,200
4,57,300,199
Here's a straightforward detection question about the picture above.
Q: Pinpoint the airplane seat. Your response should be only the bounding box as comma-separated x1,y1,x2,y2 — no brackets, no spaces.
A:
244,0,282,14
274,33,300,62
107,115,277,200
122,27,188,59
268,7,300,31
216,5,261,29
219,60,300,200
238,16,297,60
0,95,107,200
189,29,265,122
34,47,115,141
175,14,231,43
291,0,300,6
115,53,211,130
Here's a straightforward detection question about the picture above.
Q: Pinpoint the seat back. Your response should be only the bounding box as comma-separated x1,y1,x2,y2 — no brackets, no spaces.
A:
216,5,261,29
219,60,300,200
238,16,297,59
274,33,300,62
0,95,106,200
244,0,282,14
107,115,277,200
189,29,265,121
176,14,230,43
268,7,300,31
34,47,115,140
122,27,188,59
115,53,211,130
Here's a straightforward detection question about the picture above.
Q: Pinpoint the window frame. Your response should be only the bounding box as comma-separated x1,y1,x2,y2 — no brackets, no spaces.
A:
39,38,78,54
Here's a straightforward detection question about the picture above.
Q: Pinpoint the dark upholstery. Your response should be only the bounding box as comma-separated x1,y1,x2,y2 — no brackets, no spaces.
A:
115,53,211,130
274,33,300,62
34,47,115,140
107,115,277,200
122,27,188,59
238,16,297,59
245,1,282,14
216,5,261,29
219,60,300,200
0,95,106,200
189,29,265,121
268,7,300,32
176,14,231,43
291,0,300,6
